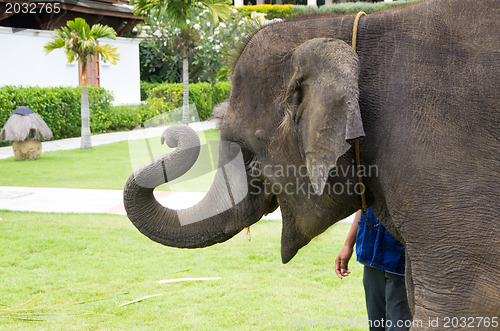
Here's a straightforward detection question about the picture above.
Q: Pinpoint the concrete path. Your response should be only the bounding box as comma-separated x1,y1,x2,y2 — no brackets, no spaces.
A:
0,186,285,220
0,119,353,223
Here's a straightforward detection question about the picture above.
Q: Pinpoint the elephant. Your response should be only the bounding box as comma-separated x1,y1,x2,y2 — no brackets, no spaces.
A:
124,0,499,328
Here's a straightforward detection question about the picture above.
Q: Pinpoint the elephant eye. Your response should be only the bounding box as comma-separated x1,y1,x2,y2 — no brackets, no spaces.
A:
293,85,305,124
294,85,304,107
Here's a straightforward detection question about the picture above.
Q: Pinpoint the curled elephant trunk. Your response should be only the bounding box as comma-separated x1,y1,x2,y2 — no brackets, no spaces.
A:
123,125,272,248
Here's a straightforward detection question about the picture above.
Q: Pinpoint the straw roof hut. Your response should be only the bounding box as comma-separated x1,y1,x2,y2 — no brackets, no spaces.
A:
0,106,53,141
0,106,53,161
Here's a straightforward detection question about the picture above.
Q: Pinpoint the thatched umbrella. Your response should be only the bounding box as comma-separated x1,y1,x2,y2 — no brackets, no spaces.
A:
0,106,53,161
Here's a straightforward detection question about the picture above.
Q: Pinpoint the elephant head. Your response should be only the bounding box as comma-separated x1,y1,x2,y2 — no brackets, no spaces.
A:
124,37,367,263
226,37,367,262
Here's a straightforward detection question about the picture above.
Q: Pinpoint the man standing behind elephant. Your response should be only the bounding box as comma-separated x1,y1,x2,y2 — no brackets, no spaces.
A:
335,208,411,331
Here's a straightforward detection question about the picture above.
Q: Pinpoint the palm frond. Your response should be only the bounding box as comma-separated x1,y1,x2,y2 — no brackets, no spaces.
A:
97,44,120,64
65,49,76,63
43,38,65,54
131,0,162,15
56,26,72,40
199,0,230,25
132,0,196,23
67,17,91,40
90,24,117,40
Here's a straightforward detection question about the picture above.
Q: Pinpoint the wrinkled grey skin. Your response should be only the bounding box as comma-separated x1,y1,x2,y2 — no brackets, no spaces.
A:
124,0,499,327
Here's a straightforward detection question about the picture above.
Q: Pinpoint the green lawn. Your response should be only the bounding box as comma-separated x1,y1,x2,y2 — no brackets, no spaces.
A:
0,130,220,191
0,211,367,330
1,129,367,329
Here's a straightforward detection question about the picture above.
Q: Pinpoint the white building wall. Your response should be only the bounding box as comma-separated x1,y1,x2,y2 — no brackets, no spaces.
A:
99,37,141,105
0,26,141,105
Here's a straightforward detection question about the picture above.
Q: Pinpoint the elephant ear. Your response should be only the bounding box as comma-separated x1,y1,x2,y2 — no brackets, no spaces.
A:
284,38,365,195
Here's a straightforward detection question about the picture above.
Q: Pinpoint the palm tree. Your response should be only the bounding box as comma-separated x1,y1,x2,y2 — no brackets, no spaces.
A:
44,18,120,149
132,0,230,125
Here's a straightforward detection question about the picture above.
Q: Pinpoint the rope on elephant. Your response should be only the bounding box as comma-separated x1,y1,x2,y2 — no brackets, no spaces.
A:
351,11,367,52
352,11,368,213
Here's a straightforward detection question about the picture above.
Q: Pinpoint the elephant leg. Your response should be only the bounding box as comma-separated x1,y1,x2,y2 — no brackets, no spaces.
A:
406,245,500,330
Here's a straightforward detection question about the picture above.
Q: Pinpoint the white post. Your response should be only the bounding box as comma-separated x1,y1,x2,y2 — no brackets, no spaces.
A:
307,0,317,6
234,0,244,7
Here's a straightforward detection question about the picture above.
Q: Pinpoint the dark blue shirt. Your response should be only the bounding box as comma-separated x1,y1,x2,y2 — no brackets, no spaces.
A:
355,207,406,275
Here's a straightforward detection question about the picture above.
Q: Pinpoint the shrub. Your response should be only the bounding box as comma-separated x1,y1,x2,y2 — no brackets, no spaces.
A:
104,103,161,131
140,81,164,101
291,1,419,16
0,83,230,148
231,2,418,19
0,86,113,146
147,81,231,121
234,5,295,20
212,82,232,106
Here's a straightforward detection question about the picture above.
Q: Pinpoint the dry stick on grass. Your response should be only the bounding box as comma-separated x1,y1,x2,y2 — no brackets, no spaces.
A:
0,293,43,316
75,292,129,305
157,277,221,284
119,294,163,307
119,278,221,307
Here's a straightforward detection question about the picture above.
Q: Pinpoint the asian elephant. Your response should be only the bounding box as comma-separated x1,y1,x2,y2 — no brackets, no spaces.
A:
124,0,499,328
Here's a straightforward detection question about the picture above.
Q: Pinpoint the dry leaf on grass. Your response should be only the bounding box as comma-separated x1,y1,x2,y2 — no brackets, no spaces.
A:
157,277,221,284
0,293,43,315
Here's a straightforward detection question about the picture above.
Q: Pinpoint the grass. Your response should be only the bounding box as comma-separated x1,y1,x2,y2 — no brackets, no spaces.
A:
0,211,367,330
0,129,221,191
1,128,367,329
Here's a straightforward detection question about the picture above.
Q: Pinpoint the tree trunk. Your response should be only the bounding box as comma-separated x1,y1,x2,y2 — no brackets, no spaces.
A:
182,49,189,126
79,60,92,149
80,85,92,149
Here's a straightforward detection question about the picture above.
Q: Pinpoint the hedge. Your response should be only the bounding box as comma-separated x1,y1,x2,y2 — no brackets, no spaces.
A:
0,86,113,146
291,1,419,16
147,81,231,121
0,83,232,146
140,81,163,101
234,5,295,20
233,2,418,20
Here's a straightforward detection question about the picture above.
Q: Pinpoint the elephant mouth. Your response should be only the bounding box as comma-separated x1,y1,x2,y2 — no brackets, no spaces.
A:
278,197,315,264
277,187,344,264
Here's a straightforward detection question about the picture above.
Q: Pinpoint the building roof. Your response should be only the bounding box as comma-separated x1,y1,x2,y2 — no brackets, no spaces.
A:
0,0,143,36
